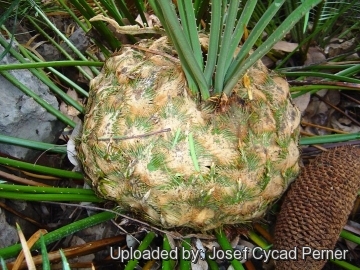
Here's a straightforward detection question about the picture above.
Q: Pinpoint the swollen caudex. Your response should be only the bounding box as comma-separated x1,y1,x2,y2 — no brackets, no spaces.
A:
78,35,301,230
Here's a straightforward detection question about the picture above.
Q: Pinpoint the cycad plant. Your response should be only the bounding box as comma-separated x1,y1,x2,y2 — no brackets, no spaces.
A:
2,1,360,269
78,0,322,231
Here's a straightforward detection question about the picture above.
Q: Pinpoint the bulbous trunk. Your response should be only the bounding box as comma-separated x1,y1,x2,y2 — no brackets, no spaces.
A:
78,36,301,231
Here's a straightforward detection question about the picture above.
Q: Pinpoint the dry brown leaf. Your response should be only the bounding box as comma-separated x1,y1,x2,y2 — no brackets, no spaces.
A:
331,116,360,133
261,56,274,68
344,221,360,236
135,13,161,28
191,250,208,270
338,116,352,125
13,227,48,270
325,38,356,57
304,47,326,65
345,53,359,60
304,99,327,118
317,89,328,97
272,41,298,53
324,90,340,106
67,236,95,266
293,93,311,115
60,89,82,119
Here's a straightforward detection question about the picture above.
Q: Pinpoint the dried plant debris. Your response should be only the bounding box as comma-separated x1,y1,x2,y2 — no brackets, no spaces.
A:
273,146,360,269
301,90,360,136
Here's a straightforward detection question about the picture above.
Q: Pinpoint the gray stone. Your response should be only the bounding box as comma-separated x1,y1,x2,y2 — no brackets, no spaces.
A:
37,43,61,61
0,206,18,248
65,27,91,57
0,40,65,160
37,27,90,61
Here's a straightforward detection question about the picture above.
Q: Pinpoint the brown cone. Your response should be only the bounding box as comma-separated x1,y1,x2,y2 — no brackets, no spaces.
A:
273,146,360,269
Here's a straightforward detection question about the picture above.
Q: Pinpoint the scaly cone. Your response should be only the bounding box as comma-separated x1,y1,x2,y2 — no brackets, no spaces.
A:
274,146,360,269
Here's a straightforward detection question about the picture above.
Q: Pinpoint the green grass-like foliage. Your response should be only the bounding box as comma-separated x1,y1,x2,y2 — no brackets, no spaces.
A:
149,0,323,100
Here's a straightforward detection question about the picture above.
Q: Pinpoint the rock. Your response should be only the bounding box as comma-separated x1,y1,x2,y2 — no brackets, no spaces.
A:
66,27,90,56
37,27,90,61
37,43,61,61
0,204,18,248
0,40,65,160
4,200,40,239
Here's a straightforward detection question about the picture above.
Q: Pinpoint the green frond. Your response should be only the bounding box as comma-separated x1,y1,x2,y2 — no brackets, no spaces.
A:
147,152,166,172
125,115,153,132
259,173,271,192
250,131,273,148
157,129,187,150
273,101,289,130
248,111,260,127
213,172,233,186
166,173,185,188
261,78,277,103
188,133,213,161
159,98,189,121
91,143,108,160
171,128,182,148
239,149,261,172
102,103,119,115
214,128,238,143
125,143,148,159
283,166,300,185
257,200,271,213
223,184,257,205
187,189,218,208
259,160,274,191
276,135,292,150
